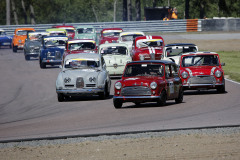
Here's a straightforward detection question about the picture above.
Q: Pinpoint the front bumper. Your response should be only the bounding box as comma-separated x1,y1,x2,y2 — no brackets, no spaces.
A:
113,95,160,102
183,83,224,89
42,59,62,64
56,88,104,95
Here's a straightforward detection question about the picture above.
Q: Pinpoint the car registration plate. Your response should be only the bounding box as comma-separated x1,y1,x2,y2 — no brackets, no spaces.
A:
3,42,10,45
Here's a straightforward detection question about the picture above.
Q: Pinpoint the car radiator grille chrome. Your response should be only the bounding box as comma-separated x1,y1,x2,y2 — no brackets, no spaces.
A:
55,51,62,60
76,77,84,88
65,84,74,88
188,76,216,84
121,86,151,96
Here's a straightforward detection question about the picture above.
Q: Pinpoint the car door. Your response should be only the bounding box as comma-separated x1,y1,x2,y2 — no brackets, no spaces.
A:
165,64,175,99
171,64,181,98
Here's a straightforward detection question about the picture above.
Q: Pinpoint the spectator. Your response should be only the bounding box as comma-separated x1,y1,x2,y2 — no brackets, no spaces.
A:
171,7,178,20
163,15,169,21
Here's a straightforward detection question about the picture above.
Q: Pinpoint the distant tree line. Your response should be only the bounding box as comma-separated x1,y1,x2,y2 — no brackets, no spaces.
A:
1,0,239,25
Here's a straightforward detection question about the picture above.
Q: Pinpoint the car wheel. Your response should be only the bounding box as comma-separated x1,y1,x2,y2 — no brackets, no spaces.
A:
175,88,183,103
157,90,167,106
113,99,122,109
99,83,109,99
13,45,17,52
134,102,141,106
25,55,30,61
57,93,65,102
217,84,225,93
39,59,46,69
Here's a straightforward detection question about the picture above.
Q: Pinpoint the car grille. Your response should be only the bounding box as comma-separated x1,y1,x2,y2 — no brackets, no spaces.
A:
86,84,96,87
188,76,216,84
76,77,84,88
65,84,74,88
121,86,151,96
55,51,62,60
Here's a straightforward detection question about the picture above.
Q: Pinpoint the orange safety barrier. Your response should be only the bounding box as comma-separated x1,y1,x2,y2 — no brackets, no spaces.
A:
187,19,198,32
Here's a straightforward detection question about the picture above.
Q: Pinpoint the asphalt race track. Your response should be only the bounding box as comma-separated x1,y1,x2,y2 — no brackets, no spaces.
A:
0,33,240,142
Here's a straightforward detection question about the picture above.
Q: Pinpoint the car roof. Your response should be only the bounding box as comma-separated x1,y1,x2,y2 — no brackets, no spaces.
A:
0,29,5,32
65,53,101,60
128,60,176,65
46,28,67,32
182,51,218,56
165,43,197,47
119,31,145,36
15,28,35,31
101,28,123,32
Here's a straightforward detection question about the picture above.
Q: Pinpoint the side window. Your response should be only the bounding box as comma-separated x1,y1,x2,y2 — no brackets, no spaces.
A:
101,57,105,67
165,64,171,78
171,64,178,77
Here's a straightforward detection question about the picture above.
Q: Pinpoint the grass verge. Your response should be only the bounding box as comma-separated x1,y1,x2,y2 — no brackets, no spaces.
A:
218,51,240,82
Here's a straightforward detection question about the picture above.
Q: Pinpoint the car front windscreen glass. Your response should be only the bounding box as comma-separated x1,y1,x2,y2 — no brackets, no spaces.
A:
100,46,127,55
65,59,100,69
17,30,33,36
121,34,143,42
77,28,94,34
44,39,67,47
69,42,95,51
166,46,197,57
182,55,219,67
137,39,163,48
124,64,164,77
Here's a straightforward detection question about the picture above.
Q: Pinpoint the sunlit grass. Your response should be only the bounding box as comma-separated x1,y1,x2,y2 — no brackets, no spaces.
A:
218,51,240,82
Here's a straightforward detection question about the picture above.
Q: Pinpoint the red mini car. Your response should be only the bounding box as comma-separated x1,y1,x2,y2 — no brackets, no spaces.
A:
132,35,165,61
99,28,123,45
113,60,183,108
179,52,225,93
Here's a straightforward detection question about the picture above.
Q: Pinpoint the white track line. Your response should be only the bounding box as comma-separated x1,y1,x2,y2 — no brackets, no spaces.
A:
226,78,240,85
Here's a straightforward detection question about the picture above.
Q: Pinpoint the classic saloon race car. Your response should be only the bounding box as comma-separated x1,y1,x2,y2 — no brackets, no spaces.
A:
179,52,225,93
52,25,75,39
12,28,35,52
132,35,165,61
113,60,183,108
162,43,198,65
0,29,13,48
99,28,123,44
39,35,68,68
74,26,98,44
23,32,49,60
46,28,67,36
56,53,111,101
98,43,132,77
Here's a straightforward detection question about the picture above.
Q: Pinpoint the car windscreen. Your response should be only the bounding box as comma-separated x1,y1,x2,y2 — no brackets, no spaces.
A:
121,34,143,42
166,46,197,57
182,55,219,67
77,28,94,34
65,59,100,69
17,30,33,36
103,31,121,37
44,38,67,47
0,31,6,35
69,42,95,51
100,46,127,55
137,39,163,48
124,64,164,77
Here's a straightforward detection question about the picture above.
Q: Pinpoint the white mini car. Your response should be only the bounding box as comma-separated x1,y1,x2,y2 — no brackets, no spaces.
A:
56,53,111,101
162,43,198,65
98,43,132,77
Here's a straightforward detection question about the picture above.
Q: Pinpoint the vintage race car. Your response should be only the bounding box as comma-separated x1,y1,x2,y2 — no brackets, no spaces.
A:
179,52,225,93
52,25,75,39
118,31,145,53
132,35,165,61
46,28,67,36
98,43,132,77
99,28,123,44
23,32,49,60
0,29,13,48
162,43,198,65
56,53,111,101
113,60,183,108
74,25,98,44
12,28,35,52
39,36,68,68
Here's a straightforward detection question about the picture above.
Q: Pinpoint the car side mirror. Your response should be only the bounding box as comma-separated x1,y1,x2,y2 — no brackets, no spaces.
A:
103,63,106,69
221,62,225,66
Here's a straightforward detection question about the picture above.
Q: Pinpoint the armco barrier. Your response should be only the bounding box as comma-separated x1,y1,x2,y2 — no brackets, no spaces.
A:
201,18,240,31
0,19,202,35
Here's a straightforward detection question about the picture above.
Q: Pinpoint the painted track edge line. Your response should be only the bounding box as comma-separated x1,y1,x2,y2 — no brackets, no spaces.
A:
226,78,240,85
0,124,239,143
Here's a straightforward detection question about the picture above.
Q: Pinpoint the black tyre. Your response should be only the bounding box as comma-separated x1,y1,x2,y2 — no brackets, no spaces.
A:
25,55,30,61
39,59,46,69
134,102,141,106
57,93,65,102
175,88,183,103
13,46,17,52
157,90,167,106
113,99,122,109
99,83,109,99
217,84,225,93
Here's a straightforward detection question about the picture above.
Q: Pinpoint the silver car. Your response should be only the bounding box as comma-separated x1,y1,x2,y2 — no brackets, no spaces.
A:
56,53,111,102
23,32,49,60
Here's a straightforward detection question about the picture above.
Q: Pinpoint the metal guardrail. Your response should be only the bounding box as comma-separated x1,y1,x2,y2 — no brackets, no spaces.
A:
0,19,202,35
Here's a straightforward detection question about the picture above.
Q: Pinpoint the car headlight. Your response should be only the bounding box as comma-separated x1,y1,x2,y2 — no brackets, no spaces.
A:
139,54,144,61
105,41,109,44
150,82,157,89
115,82,122,90
89,77,96,82
181,71,188,79
215,70,222,78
